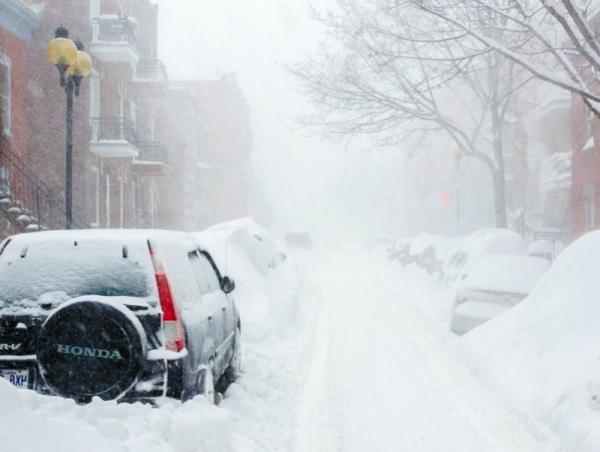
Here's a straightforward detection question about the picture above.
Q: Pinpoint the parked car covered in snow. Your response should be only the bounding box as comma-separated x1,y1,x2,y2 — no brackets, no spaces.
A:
387,238,413,265
451,254,549,335
0,230,241,404
441,229,527,288
208,218,287,272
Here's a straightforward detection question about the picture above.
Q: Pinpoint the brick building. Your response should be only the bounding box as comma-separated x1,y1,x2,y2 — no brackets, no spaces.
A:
0,0,253,236
0,0,63,234
0,0,171,233
172,75,252,228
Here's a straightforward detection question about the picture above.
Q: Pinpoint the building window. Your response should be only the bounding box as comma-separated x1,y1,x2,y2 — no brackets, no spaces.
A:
105,173,111,228
119,174,124,228
584,109,596,151
89,71,100,126
149,188,155,228
584,184,595,230
131,179,137,228
90,166,100,227
0,53,11,136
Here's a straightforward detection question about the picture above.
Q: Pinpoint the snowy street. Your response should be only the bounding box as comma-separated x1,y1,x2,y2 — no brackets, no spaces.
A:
226,249,562,452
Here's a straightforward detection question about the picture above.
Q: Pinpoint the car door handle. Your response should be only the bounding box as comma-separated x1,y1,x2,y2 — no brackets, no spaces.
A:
222,307,227,312
208,315,213,323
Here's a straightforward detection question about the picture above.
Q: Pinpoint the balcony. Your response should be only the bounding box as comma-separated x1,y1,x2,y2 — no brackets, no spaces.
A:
132,142,169,176
90,16,139,65
132,60,168,97
90,118,139,159
539,151,571,194
537,89,571,125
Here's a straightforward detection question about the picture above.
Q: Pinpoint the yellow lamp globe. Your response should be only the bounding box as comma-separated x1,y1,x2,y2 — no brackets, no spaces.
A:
47,37,77,67
67,51,93,78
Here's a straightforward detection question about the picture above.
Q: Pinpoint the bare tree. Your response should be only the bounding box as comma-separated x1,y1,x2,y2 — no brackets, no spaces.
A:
411,0,600,115
292,0,533,227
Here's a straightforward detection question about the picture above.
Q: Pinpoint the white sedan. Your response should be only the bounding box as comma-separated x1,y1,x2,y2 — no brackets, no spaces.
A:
451,254,550,335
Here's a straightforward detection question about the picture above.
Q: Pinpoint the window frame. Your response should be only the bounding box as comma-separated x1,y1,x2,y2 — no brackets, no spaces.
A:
90,166,100,227
0,52,11,137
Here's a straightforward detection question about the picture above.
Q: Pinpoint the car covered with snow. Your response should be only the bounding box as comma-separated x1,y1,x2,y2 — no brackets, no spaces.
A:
0,230,241,404
451,254,549,335
441,229,527,288
387,238,412,264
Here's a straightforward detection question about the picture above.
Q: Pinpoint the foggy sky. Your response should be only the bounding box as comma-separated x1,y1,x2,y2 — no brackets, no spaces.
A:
156,0,408,239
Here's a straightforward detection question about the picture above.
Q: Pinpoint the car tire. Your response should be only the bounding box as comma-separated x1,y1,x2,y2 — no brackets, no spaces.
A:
200,365,216,404
229,326,242,382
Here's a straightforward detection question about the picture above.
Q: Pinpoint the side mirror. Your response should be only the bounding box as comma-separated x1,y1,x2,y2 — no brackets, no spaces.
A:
221,276,236,294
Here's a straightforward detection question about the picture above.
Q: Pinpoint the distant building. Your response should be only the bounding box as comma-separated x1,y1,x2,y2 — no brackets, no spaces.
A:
528,88,572,242
570,42,600,239
171,75,252,228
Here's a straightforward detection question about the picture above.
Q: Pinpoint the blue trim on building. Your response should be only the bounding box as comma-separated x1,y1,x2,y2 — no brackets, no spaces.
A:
0,0,39,43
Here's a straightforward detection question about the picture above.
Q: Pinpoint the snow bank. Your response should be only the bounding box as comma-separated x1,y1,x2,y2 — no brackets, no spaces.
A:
0,377,233,452
457,231,600,451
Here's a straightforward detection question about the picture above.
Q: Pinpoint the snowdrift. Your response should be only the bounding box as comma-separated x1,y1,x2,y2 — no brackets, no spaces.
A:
458,230,600,451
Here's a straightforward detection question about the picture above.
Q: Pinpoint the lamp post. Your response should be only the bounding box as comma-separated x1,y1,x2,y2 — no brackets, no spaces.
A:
450,143,462,234
47,27,93,229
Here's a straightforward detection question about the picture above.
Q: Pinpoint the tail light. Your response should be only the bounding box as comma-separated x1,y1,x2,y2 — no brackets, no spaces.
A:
148,241,185,352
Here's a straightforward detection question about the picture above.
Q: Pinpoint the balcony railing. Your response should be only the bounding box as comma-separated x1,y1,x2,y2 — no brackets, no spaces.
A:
91,16,137,46
133,142,169,164
91,117,138,143
0,148,84,230
134,60,168,82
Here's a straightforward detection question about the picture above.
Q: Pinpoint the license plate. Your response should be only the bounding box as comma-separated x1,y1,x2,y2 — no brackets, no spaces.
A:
0,369,29,388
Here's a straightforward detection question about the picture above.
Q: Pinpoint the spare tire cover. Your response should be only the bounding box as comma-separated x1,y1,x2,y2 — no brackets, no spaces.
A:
37,301,146,401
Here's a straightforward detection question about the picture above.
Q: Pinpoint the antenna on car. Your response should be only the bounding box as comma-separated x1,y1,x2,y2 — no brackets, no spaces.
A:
20,245,28,258
122,245,129,259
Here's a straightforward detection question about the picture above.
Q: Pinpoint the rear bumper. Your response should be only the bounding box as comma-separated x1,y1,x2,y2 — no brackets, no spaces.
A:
0,354,183,402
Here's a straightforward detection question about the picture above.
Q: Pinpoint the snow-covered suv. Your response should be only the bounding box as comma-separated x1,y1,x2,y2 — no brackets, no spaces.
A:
0,230,241,404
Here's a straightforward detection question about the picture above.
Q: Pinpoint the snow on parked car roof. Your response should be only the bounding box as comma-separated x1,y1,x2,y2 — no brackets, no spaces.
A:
0,229,204,310
461,228,527,256
462,254,550,295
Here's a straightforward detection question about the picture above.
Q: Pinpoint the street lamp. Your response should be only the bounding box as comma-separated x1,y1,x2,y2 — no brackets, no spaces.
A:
450,143,462,234
47,27,93,229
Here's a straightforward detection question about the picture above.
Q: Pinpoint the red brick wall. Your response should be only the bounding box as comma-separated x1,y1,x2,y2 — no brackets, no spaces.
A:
170,77,252,227
0,28,30,164
27,0,92,227
571,93,600,238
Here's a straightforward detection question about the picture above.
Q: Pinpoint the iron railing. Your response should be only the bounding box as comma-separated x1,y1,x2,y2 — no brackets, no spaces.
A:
0,148,84,230
91,16,137,46
133,142,169,164
91,117,138,143
134,60,168,82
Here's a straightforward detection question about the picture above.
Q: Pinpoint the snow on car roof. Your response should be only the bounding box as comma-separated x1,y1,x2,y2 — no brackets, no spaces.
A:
462,254,550,295
461,228,527,256
3,229,200,251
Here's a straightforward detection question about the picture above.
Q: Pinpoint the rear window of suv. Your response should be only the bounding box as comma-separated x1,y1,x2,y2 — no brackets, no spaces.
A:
0,239,154,309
